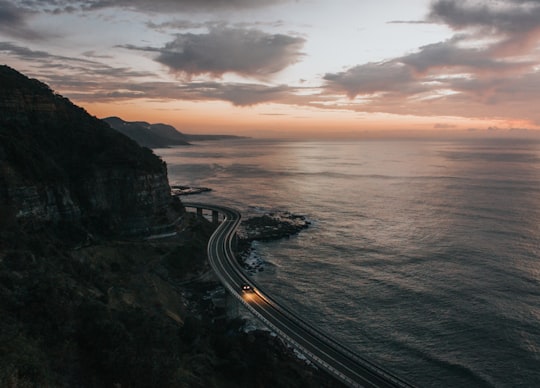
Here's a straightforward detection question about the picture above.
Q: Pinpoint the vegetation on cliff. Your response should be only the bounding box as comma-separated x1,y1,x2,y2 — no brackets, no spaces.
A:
0,66,164,181
0,65,179,235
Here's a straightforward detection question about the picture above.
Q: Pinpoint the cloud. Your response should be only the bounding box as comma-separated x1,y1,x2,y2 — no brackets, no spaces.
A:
323,61,416,98
0,0,40,39
387,20,432,25
434,123,457,129
128,26,305,79
429,0,540,33
5,0,540,128
400,38,533,74
57,78,296,107
147,19,286,33
0,41,130,72
17,0,286,13
90,0,286,12
147,20,216,32
81,50,113,59
0,41,82,61
171,82,294,106
0,0,25,25
0,41,154,89
321,67,540,123
429,0,540,56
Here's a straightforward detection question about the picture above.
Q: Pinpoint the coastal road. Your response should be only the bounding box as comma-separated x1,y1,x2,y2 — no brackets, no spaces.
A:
184,202,415,388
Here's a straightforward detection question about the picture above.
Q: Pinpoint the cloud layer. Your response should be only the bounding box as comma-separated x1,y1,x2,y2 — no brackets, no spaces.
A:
2,0,540,128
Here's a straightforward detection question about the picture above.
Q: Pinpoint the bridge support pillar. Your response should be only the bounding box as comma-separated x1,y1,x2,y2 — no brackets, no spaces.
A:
212,210,219,224
197,207,203,217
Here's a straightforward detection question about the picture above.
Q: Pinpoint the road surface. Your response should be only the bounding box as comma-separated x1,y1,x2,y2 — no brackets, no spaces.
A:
184,202,415,388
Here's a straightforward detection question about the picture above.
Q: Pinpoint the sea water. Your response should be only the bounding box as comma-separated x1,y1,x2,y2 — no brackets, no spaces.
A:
156,137,540,387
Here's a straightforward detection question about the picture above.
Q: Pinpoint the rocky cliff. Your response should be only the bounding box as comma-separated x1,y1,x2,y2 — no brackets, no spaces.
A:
0,65,182,236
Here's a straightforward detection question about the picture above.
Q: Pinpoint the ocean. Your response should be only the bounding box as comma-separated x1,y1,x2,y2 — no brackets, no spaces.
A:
156,137,540,387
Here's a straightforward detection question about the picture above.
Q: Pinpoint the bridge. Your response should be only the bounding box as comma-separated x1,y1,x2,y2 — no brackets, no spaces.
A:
184,202,415,388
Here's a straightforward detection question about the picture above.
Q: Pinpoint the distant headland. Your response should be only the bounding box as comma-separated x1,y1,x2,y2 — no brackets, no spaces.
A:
104,116,249,148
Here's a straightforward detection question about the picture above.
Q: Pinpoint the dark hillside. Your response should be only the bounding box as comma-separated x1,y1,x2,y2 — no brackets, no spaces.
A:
0,65,180,235
0,67,164,179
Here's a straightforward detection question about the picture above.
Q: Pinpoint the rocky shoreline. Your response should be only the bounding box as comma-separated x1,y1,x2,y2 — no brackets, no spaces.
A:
240,211,311,242
237,211,311,274
171,185,212,196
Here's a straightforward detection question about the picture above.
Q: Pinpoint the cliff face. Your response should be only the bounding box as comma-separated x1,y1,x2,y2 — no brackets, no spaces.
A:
0,65,182,235
80,169,177,235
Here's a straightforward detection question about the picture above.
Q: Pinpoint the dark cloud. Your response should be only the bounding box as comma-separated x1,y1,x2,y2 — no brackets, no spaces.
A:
429,0,540,33
18,0,286,13
0,0,40,39
60,78,296,107
400,38,533,74
429,0,540,55
323,62,416,98
129,27,305,79
147,19,286,35
0,41,106,66
0,0,24,24
0,41,72,61
90,0,286,12
147,20,216,31
0,41,154,92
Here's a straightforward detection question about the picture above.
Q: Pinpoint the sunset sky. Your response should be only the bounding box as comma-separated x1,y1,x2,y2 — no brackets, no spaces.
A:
2,0,540,137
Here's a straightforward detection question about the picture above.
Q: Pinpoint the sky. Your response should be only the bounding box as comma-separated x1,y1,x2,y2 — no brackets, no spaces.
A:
2,0,540,138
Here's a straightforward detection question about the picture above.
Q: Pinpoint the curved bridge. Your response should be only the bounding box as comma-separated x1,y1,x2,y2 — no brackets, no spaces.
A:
184,202,415,388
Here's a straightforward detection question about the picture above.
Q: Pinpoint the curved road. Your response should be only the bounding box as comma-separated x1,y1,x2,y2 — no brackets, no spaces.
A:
184,202,415,388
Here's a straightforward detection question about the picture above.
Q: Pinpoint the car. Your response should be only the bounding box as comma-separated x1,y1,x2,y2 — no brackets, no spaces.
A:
241,283,254,293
